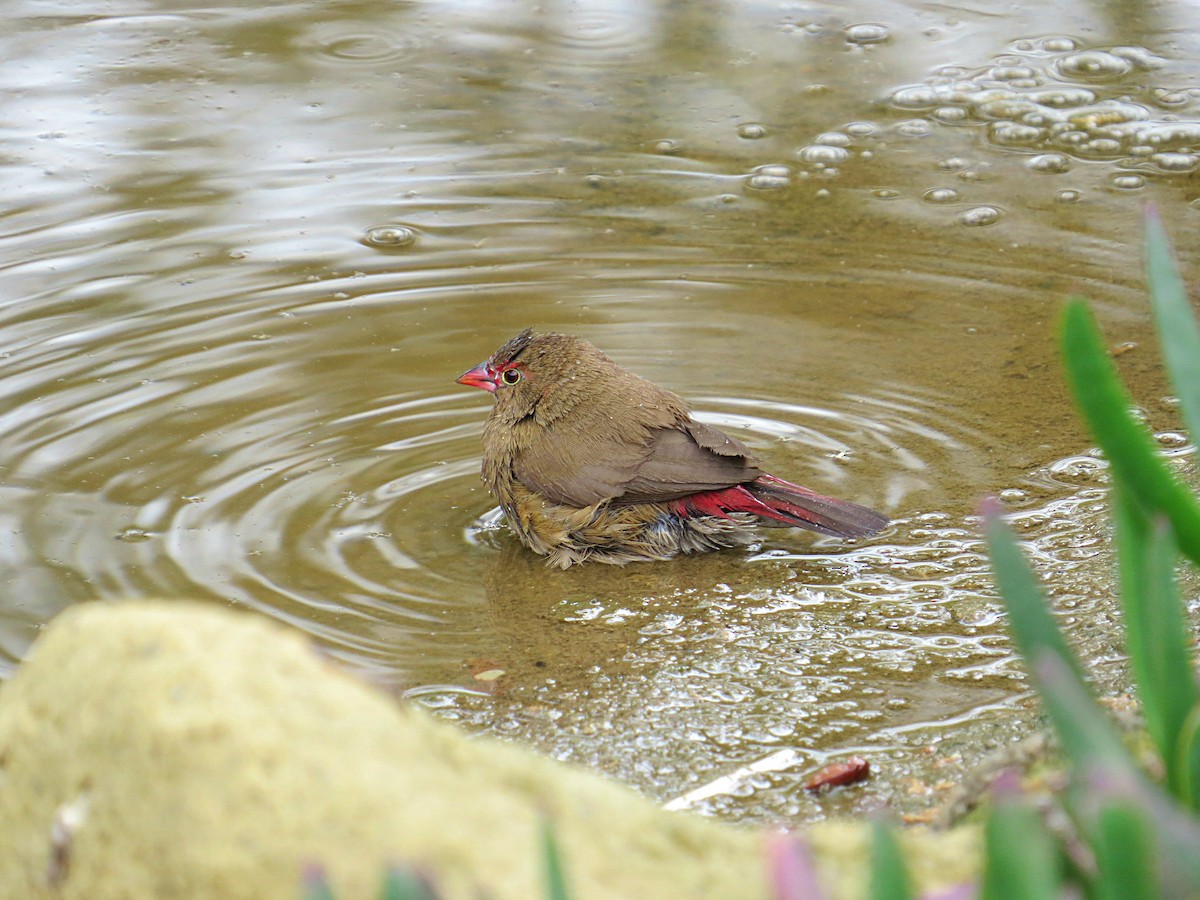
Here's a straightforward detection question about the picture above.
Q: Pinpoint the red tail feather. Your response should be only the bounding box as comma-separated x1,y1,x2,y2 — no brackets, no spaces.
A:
670,475,888,539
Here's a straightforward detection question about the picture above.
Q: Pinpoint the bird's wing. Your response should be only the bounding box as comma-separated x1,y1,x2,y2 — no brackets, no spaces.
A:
616,422,762,503
510,416,646,508
513,417,762,508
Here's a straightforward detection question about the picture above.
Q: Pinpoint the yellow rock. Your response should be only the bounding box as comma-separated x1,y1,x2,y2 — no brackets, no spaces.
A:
0,600,978,899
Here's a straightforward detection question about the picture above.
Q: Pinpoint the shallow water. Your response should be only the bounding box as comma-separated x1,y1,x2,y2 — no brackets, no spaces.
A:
1,0,1199,824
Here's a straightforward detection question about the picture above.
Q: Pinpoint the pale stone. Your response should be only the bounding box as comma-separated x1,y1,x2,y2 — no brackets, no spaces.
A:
0,601,978,899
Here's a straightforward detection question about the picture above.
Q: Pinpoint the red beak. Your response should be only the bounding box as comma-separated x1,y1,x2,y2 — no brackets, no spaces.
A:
456,361,498,393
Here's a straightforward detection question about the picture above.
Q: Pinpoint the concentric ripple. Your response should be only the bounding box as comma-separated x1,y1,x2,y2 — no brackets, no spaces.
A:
0,282,503,679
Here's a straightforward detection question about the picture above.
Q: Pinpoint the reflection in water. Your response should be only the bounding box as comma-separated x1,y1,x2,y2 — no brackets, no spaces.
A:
0,0,1198,824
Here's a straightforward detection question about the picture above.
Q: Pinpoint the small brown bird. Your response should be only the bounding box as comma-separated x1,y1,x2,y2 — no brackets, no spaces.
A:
457,329,888,568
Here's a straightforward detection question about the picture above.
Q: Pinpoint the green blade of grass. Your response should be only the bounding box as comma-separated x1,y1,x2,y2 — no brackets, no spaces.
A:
1060,299,1200,566
982,498,1089,693
980,800,1061,900
1038,654,1200,895
541,818,570,900
1113,488,1198,802
983,500,1134,770
379,868,439,900
1145,207,1200,445
1175,706,1200,811
1093,802,1159,900
868,821,913,900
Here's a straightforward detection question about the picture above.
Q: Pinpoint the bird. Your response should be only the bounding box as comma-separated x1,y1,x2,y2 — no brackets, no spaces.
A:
456,329,888,568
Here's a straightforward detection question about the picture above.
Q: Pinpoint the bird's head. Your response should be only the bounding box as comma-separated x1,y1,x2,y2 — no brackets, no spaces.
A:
455,328,535,394
456,328,610,422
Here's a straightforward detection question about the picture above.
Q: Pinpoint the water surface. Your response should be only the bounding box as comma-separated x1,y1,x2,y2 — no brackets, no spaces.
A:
1,0,1199,824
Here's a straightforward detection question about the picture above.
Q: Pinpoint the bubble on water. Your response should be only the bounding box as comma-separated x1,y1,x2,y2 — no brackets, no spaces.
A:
933,107,969,123
1056,189,1082,203
1151,89,1191,108
989,65,1038,82
845,23,890,45
896,119,932,137
1053,130,1088,147
745,164,792,191
976,97,1042,120
957,163,995,182
872,188,901,199
845,121,877,137
1138,122,1200,147
936,157,968,171
1152,152,1198,172
1109,46,1166,70
797,144,851,165
744,175,792,193
891,86,937,110
737,123,768,139
814,132,852,147
958,206,1001,226
1040,37,1079,53
753,164,790,178
653,138,682,155
1026,87,1097,108
923,187,959,203
1027,152,1071,173
1110,173,1146,190
115,528,153,543
1055,50,1133,81
934,64,969,79
1066,101,1148,129
989,122,1045,146
1156,430,1191,448
882,40,1200,180
365,225,419,248
1079,138,1123,157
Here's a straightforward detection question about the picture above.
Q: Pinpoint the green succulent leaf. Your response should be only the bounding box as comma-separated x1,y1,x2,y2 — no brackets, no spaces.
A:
1093,802,1159,900
379,868,439,900
1175,706,1200,813
541,818,571,900
1145,207,1200,446
868,821,913,900
1060,299,1200,566
1113,489,1197,803
980,800,1060,900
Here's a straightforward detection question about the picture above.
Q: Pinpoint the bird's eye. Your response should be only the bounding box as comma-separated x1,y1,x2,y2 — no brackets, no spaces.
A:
501,368,522,385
